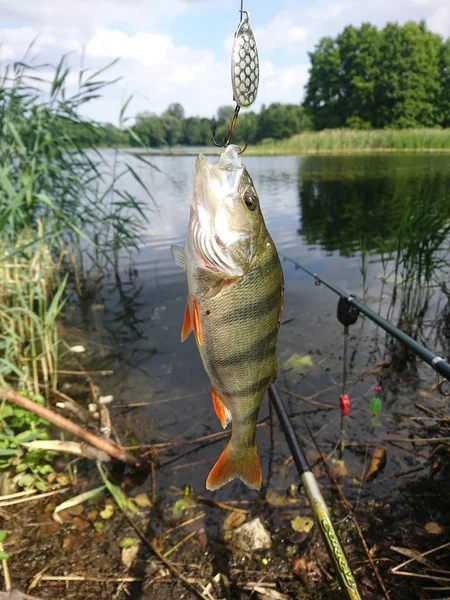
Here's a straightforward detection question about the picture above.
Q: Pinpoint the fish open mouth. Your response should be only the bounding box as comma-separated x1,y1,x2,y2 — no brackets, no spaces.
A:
190,214,241,274
189,148,247,277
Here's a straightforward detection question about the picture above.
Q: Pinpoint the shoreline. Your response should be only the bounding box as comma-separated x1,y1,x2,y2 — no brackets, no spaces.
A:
127,146,450,157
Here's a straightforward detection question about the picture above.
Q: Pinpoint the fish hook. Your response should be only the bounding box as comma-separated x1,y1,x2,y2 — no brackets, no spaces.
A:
212,104,241,148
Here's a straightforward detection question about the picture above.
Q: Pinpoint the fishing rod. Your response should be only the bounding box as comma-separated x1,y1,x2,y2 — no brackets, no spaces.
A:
268,384,362,600
283,254,450,387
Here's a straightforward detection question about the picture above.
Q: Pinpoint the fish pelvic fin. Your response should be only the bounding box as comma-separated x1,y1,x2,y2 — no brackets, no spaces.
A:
211,386,232,429
192,299,202,346
206,440,261,491
181,300,192,341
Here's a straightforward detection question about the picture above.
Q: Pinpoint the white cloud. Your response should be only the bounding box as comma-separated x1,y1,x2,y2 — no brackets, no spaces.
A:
256,0,450,58
86,28,173,66
0,0,449,124
254,11,309,53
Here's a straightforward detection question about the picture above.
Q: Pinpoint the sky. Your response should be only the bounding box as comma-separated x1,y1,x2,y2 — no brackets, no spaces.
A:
1,0,450,125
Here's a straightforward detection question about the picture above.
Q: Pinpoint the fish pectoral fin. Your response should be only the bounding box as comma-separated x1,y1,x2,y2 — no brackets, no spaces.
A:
211,387,232,429
206,441,262,491
181,300,192,341
171,245,186,270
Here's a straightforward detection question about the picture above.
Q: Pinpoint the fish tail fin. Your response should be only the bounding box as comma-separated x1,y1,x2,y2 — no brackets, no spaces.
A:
206,440,261,491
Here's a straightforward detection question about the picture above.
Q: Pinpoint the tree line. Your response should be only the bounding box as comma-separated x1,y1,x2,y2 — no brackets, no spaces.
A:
69,19,450,148
67,102,312,148
130,102,312,147
304,20,450,129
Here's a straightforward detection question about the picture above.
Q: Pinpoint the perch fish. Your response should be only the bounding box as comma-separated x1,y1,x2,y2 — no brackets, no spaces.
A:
171,145,283,490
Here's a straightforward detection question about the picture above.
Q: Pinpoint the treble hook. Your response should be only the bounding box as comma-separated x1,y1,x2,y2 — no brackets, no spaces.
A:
212,105,250,153
212,105,240,148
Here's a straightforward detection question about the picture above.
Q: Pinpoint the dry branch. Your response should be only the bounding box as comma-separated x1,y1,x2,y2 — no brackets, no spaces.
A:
0,387,138,466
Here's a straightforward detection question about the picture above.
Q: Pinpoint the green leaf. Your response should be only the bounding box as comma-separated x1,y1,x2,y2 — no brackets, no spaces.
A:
282,353,314,374
119,537,138,549
0,530,7,542
0,406,14,419
17,473,35,488
0,551,9,560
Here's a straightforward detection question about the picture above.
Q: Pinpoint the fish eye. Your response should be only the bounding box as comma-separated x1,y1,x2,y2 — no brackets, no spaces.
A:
244,192,258,211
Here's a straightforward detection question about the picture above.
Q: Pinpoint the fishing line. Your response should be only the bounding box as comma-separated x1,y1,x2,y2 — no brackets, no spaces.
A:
283,253,450,387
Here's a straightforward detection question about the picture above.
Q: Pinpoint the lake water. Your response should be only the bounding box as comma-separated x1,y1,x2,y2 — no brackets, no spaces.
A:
74,151,450,511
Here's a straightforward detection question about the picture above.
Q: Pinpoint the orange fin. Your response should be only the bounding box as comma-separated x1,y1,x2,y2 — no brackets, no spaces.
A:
206,441,261,491
211,387,232,429
192,299,202,346
181,300,192,342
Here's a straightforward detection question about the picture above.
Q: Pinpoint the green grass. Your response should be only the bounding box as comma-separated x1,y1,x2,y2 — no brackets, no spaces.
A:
246,128,450,155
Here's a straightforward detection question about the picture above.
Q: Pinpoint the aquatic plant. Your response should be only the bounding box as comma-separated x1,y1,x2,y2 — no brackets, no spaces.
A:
0,50,152,276
0,51,153,389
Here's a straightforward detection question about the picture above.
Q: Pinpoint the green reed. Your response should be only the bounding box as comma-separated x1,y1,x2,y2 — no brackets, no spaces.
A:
247,128,450,155
373,195,450,369
0,50,153,390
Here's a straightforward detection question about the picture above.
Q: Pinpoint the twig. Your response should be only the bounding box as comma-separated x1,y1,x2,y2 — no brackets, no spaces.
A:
304,418,392,600
196,496,250,514
391,541,450,573
55,369,114,375
172,457,215,471
125,515,209,600
0,490,37,501
151,461,156,505
0,541,11,591
384,437,450,443
278,387,336,409
391,571,450,582
112,391,207,409
39,575,141,582
0,387,138,466
0,487,69,507
163,530,198,558
162,511,206,537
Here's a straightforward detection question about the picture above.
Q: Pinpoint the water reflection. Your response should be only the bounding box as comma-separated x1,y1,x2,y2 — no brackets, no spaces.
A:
297,154,450,256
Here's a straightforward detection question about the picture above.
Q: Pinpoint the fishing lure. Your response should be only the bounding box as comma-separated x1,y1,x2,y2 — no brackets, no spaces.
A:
231,10,259,108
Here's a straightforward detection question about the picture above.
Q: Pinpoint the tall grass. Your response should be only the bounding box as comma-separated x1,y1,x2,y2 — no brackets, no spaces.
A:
368,195,450,370
0,51,153,390
248,128,450,155
0,223,66,393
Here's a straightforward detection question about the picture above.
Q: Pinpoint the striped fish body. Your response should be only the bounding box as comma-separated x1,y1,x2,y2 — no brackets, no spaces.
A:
172,145,283,491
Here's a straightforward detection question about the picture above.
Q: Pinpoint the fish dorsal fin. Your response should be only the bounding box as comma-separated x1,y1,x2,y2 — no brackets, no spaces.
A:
170,245,186,270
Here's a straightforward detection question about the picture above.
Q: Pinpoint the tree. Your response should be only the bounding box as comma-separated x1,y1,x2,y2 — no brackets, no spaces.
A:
337,23,380,128
217,105,235,125
440,38,450,127
256,104,312,140
304,21,445,130
376,21,442,128
134,112,165,147
303,36,343,129
164,103,185,121
160,113,182,146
